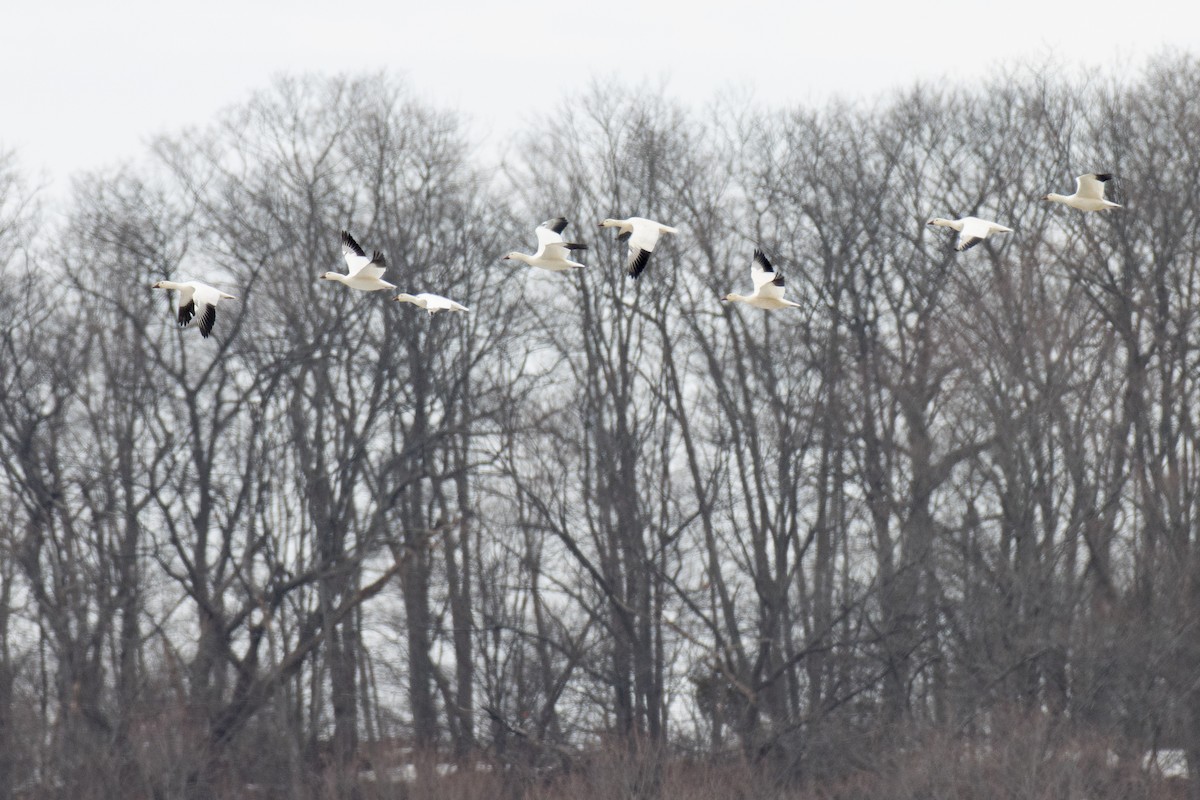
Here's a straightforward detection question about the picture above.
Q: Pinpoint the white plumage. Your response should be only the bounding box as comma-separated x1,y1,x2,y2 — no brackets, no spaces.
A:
394,293,470,316
503,217,588,271
599,216,679,279
321,230,397,291
1045,173,1122,212
926,216,1013,252
723,249,802,310
151,280,236,338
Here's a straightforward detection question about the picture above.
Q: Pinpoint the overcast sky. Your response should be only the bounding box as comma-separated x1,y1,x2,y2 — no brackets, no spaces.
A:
3,0,1195,190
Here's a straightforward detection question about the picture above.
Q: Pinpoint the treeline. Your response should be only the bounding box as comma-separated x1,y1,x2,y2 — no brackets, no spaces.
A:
2,57,1200,800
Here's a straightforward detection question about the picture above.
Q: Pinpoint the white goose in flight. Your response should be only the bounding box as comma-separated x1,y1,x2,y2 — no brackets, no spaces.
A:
723,249,802,310
394,293,469,316
151,280,236,338
320,230,397,291
1045,173,1122,212
598,216,679,279
502,217,587,271
926,216,1013,252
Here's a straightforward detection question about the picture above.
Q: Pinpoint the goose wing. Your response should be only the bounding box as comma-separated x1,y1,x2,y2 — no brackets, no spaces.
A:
175,283,198,327
534,220,567,258
341,230,374,274
956,218,992,251
751,249,778,289
1075,173,1113,201
350,251,387,280
754,251,787,300
540,217,570,235
625,221,663,279
190,283,227,337
197,303,218,338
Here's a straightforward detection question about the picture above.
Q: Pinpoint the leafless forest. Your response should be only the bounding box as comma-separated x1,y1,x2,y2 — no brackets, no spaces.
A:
3,56,1200,800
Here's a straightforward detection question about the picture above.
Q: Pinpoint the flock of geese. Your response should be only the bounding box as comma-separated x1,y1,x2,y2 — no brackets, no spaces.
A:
927,172,1120,251
150,173,1120,338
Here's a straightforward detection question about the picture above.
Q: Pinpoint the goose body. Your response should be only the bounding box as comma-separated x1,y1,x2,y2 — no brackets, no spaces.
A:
503,217,587,271
723,249,802,310
926,216,1013,252
151,280,236,338
1045,173,1121,212
321,230,397,291
599,216,679,279
394,292,469,316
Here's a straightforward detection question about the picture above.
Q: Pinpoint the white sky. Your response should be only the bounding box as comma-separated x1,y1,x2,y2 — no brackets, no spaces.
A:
3,0,1196,190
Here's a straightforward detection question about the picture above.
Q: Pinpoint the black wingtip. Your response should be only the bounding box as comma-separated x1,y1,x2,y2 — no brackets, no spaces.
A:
177,300,196,327
371,250,387,268
1094,173,1113,182
753,248,774,272
563,242,588,251
956,237,983,252
627,248,652,279
543,217,570,234
772,275,785,288
199,305,217,338
341,230,366,257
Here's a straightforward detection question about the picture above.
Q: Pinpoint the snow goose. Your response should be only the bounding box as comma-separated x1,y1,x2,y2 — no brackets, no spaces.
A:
502,217,587,271
1044,173,1122,212
598,216,679,279
723,249,802,310
926,216,1013,252
320,230,397,291
151,280,236,338
393,293,470,316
